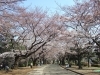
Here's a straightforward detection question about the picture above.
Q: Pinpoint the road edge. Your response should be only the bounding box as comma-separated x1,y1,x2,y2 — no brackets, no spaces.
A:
60,65,84,75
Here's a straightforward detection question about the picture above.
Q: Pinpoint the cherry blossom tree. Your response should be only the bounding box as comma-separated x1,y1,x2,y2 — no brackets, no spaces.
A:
60,0,100,68
7,8,64,66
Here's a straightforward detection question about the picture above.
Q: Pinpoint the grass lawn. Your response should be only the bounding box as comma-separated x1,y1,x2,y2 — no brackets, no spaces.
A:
67,66,100,75
0,66,37,75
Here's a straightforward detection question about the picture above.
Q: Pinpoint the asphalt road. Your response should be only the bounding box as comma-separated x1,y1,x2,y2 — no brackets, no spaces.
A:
27,64,80,75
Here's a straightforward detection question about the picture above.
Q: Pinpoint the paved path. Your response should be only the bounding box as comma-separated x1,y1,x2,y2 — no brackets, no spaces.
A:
26,64,80,75
26,65,48,75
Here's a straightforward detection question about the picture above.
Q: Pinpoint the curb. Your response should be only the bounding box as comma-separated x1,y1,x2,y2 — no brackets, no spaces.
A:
60,65,84,75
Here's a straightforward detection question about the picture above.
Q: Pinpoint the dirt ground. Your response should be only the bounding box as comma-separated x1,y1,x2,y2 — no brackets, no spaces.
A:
0,66,37,75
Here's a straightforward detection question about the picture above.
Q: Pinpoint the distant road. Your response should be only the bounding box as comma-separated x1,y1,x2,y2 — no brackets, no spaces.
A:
27,64,80,75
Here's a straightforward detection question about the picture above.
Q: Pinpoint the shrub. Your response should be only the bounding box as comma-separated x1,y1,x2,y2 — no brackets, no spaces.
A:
81,62,88,66
91,64,100,67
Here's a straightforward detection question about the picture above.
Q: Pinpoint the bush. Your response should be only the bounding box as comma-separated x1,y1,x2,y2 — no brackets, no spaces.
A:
18,63,25,67
81,62,88,66
91,64,100,67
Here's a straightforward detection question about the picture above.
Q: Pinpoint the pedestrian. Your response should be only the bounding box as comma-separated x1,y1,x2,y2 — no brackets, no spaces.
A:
5,65,9,72
0,64,3,70
30,63,33,68
11,64,14,69
66,64,69,68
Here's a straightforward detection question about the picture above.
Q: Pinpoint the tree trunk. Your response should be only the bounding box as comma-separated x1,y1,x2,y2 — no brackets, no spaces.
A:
33,59,37,66
78,54,82,69
43,58,46,64
61,57,65,65
57,60,59,64
59,59,62,65
52,60,55,64
67,55,72,67
14,56,20,68
26,58,29,66
87,52,90,67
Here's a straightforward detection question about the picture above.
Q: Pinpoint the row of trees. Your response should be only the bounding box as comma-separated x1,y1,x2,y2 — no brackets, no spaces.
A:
0,0,64,67
0,0,100,69
57,0,100,69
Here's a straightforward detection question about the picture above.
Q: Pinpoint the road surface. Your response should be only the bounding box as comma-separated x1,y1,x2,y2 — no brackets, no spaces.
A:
26,64,80,75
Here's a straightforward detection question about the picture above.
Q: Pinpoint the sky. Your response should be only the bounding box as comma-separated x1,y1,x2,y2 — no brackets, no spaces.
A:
21,0,74,14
